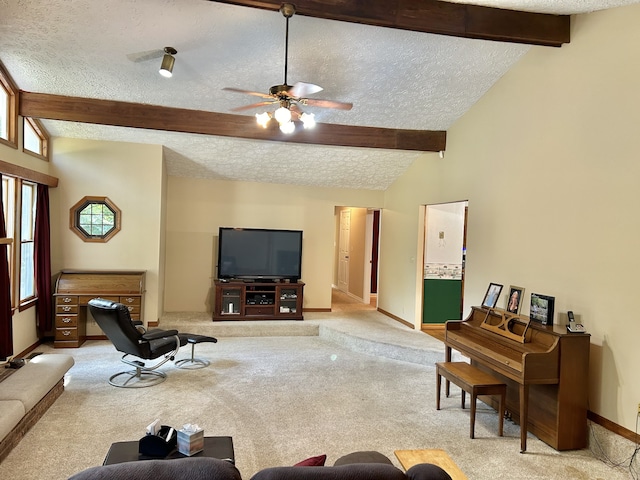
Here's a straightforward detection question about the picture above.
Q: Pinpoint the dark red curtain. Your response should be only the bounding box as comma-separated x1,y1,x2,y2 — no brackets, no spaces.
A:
35,183,52,334
0,175,13,359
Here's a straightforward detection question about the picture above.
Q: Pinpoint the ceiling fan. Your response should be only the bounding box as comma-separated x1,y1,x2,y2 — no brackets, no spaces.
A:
223,3,353,133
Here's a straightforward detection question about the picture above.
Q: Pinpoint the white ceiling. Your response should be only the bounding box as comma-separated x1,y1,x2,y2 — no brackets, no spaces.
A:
2,0,638,189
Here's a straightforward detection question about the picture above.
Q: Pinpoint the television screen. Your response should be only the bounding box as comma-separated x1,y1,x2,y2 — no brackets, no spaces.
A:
217,227,303,281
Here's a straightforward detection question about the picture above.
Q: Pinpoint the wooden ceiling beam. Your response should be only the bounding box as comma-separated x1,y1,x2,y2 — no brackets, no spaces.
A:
19,91,446,152
208,0,570,47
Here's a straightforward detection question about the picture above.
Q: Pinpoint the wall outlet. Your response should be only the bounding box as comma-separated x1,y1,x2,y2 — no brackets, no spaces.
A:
637,403,640,415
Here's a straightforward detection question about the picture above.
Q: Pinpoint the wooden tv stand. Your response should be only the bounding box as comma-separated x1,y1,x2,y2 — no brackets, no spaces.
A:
212,280,304,321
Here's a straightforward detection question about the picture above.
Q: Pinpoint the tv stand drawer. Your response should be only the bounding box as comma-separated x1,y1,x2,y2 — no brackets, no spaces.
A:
245,305,275,316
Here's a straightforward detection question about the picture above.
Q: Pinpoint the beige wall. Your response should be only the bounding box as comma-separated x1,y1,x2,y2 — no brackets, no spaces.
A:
50,137,166,329
164,177,383,312
380,4,640,432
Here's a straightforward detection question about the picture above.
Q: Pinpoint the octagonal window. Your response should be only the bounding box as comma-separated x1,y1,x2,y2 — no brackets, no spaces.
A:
70,196,121,243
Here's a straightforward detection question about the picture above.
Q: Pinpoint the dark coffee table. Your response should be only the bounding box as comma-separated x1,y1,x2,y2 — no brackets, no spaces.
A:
103,436,234,465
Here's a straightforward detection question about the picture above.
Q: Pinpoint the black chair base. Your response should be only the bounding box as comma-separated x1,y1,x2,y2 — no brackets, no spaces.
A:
175,334,217,370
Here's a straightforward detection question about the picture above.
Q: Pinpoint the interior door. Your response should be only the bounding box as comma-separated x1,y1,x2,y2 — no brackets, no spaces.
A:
338,209,350,293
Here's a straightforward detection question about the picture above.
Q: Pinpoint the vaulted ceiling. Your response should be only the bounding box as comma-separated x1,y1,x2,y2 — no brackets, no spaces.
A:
2,0,638,189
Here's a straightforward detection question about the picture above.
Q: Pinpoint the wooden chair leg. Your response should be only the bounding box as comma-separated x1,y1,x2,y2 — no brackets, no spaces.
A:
436,370,442,410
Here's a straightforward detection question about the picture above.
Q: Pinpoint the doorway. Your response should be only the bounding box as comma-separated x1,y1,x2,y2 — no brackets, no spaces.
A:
421,201,468,326
334,207,381,309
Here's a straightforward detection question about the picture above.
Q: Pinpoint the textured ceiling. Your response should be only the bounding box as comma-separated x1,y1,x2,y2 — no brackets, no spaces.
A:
2,0,639,189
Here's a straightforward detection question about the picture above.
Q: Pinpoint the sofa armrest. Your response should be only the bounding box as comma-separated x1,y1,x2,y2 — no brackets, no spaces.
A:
406,463,453,480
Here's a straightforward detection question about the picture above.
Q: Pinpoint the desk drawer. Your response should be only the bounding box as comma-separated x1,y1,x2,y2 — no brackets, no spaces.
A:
56,295,78,306
78,295,119,305
56,304,78,314
119,296,141,306
55,327,78,341
56,315,77,328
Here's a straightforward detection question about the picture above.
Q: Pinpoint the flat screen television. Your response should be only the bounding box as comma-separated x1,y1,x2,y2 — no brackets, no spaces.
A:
217,227,303,282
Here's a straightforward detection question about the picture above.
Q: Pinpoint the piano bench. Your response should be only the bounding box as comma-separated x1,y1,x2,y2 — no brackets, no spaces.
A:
435,362,506,439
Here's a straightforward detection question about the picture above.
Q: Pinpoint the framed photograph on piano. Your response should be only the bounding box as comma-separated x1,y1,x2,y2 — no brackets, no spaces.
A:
505,285,525,314
481,282,503,308
530,292,555,325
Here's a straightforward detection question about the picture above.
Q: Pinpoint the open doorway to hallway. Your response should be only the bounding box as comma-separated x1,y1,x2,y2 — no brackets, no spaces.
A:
333,206,380,311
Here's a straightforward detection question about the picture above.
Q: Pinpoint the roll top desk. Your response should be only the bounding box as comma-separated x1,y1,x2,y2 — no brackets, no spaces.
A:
53,270,146,348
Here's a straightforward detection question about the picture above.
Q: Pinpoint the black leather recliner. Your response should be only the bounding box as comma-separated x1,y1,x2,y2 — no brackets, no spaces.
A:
88,298,186,388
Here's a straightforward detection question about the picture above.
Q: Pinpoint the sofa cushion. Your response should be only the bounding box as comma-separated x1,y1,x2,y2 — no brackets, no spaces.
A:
0,354,75,411
251,463,407,480
294,454,327,466
0,400,26,440
68,456,241,480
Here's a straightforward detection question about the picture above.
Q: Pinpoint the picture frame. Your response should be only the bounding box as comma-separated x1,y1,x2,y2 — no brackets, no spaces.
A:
505,285,525,314
481,282,503,308
530,293,555,325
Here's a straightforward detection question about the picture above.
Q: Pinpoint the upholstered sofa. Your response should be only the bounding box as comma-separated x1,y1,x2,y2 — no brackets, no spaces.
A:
0,353,75,462
68,452,453,480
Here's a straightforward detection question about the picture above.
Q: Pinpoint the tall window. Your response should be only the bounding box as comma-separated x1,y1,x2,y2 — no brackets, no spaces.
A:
20,182,36,303
1,175,37,310
1,176,15,288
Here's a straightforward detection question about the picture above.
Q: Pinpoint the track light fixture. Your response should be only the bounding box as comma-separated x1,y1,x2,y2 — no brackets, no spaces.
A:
159,47,177,78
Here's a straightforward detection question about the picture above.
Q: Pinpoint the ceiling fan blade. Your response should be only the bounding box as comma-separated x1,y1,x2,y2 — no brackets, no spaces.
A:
230,101,277,112
288,82,323,98
126,49,164,63
302,98,353,111
223,87,273,99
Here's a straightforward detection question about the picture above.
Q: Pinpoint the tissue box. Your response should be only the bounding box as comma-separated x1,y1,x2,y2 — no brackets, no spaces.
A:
177,427,204,456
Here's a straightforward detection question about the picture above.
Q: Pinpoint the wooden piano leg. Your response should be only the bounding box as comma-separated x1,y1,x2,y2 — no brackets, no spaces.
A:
445,346,451,397
519,383,529,453
436,368,442,410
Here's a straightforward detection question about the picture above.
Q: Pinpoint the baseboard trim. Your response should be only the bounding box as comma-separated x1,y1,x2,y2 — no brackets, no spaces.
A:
304,308,331,313
588,410,639,444
377,308,413,329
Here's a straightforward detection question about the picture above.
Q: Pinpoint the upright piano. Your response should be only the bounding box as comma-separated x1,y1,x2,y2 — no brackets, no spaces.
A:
444,306,590,452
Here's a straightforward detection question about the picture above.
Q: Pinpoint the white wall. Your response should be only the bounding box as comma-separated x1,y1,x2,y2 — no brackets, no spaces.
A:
50,138,166,329
424,202,466,265
380,4,640,432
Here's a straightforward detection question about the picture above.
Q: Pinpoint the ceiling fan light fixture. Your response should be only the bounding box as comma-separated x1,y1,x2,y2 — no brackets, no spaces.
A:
274,105,292,124
255,112,271,128
300,112,316,129
159,47,177,78
279,121,295,134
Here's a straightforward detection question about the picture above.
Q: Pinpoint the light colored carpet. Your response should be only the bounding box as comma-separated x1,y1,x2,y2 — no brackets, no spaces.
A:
0,298,637,479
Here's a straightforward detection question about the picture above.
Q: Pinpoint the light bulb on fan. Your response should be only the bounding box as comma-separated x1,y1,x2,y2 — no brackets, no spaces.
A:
274,106,292,125
279,121,295,134
255,112,270,128
300,112,316,129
